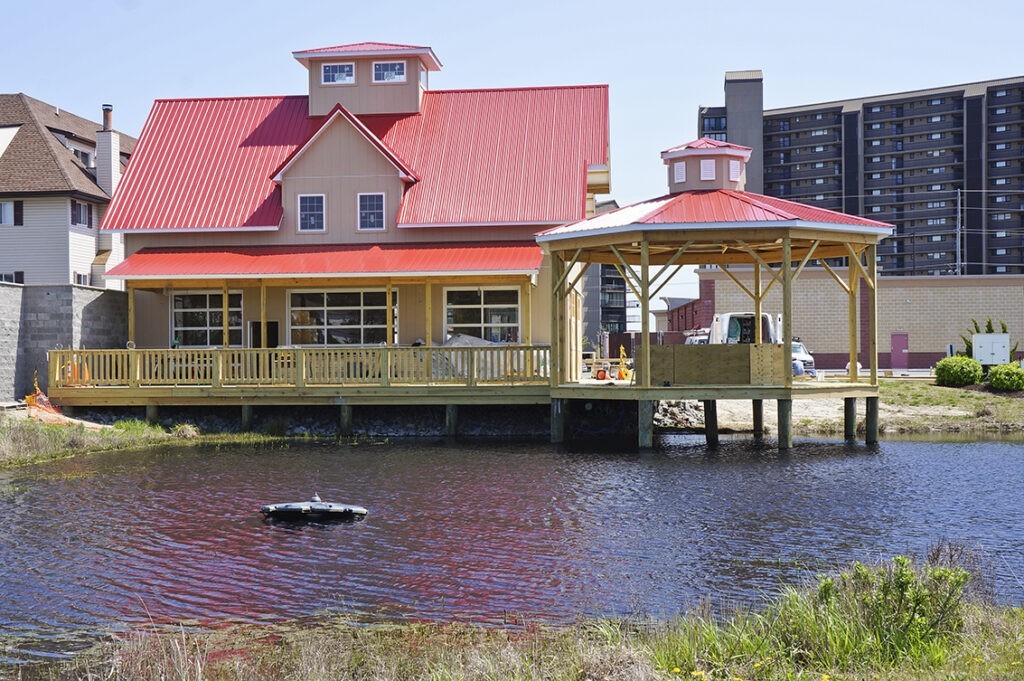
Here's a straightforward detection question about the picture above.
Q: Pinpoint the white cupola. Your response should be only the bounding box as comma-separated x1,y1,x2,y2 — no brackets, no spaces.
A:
660,138,753,194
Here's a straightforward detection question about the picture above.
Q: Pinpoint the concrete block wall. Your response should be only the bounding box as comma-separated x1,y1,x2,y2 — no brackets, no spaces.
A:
0,285,127,401
702,269,1024,370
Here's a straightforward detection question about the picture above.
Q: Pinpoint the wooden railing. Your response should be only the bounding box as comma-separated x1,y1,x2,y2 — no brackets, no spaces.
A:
48,346,551,390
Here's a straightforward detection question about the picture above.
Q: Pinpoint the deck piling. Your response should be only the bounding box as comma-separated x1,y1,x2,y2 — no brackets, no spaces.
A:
638,400,654,449
752,399,764,440
339,404,352,436
777,399,793,450
844,397,857,440
865,396,879,445
550,398,566,443
703,400,719,448
445,404,459,437
241,404,253,430
145,404,159,424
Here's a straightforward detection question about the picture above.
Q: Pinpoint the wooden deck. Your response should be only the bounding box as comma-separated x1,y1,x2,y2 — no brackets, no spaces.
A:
48,346,552,406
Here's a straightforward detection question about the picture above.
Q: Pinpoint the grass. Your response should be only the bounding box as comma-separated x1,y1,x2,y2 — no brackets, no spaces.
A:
0,414,286,468
876,379,1024,435
35,548,1024,680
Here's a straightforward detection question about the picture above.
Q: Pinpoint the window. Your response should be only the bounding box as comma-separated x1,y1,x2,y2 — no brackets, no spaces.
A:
728,159,741,181
870,156,881,163
994,107,1008,115
871,206,882,213
321,63,355,85
928,252,944,259
0,271,24,284
673,161,686,183
993,213,1012,221
357,193,385,230
814,113,824,120
811,129,827,136
813,162,825,168
996,230,1008,237
995,90,1007,97
814,178,825,185
870,106,882,113
926,201,947,208
172,292,242,347
995,143,1009,150
930,133,943,140
996,266,1008,273
929,98,943,106
929,150,943,157
870,140,882,146
870,123,882,130
814,194,825,201
700,159,715,181
298,194,325,232
71,199,92,227
929,184,942,191
74,272,90,286
445,287,519,343
996,248,1008,256
0,200,21,226
927,218,946,225
814,146,825,152
995,196,1009,203
73,148,93,167
289,289,397,345
930,167,946,174
373,61,406,83
871,189,882,196
930,115,943,122
931,235,943,242
995,125,1008,132
995,161,1009,167
995,178,1009,185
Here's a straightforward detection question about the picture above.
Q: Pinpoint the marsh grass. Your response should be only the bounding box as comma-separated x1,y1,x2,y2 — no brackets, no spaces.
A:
878,380,1024,434
52,550,1024,681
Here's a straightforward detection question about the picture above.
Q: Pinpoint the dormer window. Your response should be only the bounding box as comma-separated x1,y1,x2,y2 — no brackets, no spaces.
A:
298,194,325,232
673,162,686,183
373,61,406,83
700,159,715,181
322,63,355,85
358,193,385,230
729,159,741,181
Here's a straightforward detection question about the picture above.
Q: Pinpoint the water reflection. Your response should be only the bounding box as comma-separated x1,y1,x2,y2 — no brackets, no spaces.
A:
1,436,1023,662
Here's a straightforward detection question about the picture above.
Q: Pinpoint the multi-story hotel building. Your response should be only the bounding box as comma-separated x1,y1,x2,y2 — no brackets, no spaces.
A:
698,72,1024,275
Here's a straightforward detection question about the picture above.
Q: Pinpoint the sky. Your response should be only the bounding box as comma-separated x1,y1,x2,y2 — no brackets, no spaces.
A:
3,0,1022,301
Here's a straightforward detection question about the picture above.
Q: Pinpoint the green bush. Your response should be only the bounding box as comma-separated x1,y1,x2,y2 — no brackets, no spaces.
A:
988,363,1024,392
934,356,983,387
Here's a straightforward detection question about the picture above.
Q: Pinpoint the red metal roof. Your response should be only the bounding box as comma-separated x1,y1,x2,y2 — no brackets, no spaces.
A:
106,242,544,279
102,86,608,232
662,138,752,154
537,189,892,241
295,41,430,54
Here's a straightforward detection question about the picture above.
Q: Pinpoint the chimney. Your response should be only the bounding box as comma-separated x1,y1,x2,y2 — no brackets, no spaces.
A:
96,104,120,197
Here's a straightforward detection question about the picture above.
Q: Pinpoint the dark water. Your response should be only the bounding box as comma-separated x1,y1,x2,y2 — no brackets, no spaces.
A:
1,435,1023,662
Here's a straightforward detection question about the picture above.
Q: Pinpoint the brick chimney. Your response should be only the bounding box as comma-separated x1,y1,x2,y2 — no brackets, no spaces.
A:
660,138,752,194
96,103,120,197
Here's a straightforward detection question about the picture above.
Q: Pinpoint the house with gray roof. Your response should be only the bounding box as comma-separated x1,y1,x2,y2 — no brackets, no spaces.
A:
0,94,135,288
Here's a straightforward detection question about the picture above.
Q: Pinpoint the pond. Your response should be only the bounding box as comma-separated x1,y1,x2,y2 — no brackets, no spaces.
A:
1,434,1023,662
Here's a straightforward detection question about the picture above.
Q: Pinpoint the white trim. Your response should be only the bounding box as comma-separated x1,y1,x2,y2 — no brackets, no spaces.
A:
398,220,558,228
661,146,752,162
108,269,540,281
292,47,441,71
536,219,893,243
320,62,356,86
371,60,407,83
297,193,326,233
356,192,386,231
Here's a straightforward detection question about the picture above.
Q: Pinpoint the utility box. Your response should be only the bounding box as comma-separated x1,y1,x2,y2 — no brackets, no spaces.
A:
973,333,1010,365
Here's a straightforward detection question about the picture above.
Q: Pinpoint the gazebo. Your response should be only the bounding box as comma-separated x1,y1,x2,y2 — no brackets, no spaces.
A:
536,138,893,449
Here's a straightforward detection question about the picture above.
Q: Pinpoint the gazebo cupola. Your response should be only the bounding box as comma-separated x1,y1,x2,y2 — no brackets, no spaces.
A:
660,138,752,194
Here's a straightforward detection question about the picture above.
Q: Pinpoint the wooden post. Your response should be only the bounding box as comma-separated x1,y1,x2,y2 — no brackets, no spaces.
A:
386,282,394,346
703,400,719,448
241,404,253,430
550,254,564,386
550,397,566,443
752,399,764,440
782,238,793,388
640,239,651,388
865,396,879,444
848,256,860,381
638,400,654,449
753,262,762,344
339,404,353,436
445,404,459,437
260,281,267,349
145,404,159,424
424,282,433,347
296,349,306,389
777,399,793,450
844,397,857,440
867,244,879,386
127,286,136,346
522,279,532,345
221,283,229,348
212,350,222,388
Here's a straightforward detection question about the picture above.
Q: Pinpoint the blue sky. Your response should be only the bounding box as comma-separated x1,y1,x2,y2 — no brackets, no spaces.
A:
4,0,1022,298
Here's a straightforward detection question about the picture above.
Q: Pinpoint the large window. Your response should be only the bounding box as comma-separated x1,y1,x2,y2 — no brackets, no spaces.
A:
71,199,92,227
445,287,519,343
0,201,16,226
373,61,406,83
321,63,354,85
298,194,325,232
172,292,242,347
290,290,397,345
358,193,385,230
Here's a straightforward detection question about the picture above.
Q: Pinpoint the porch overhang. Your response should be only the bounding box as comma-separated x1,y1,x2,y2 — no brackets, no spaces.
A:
106,242,544,281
